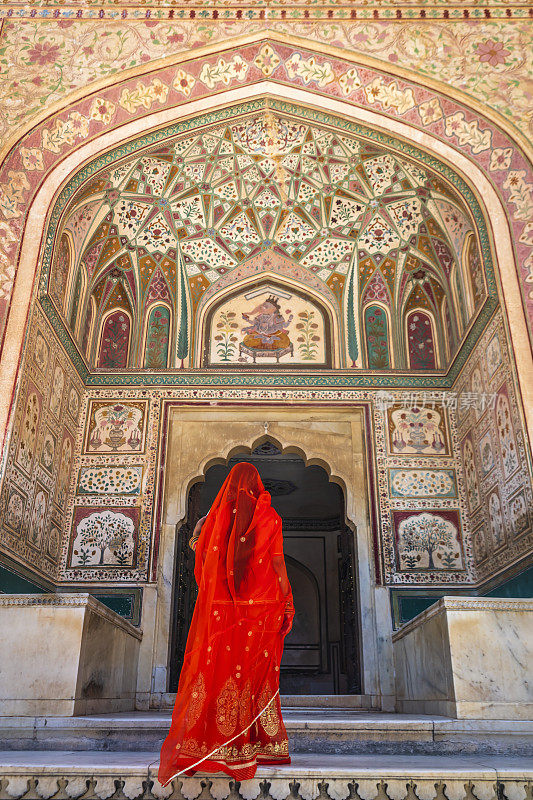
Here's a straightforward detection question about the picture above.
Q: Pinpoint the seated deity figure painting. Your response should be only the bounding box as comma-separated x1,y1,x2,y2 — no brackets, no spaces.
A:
206,283,329,367
241,295,294,362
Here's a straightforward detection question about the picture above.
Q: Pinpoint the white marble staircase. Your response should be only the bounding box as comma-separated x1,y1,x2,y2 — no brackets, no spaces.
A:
0,708,531,800
1,709,532,756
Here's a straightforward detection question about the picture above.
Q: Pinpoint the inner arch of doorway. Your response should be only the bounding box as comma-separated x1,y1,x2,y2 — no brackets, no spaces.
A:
183,434,351,527
2,82,532,447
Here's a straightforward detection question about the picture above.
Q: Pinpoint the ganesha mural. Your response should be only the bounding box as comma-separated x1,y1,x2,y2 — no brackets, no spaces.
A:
205,284,330,367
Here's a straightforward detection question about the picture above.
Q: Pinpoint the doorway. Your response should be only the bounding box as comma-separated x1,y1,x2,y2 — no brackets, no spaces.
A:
169,441,361,694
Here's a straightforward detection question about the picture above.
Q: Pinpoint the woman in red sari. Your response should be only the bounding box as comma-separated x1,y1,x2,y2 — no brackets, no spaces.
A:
158,462,295,785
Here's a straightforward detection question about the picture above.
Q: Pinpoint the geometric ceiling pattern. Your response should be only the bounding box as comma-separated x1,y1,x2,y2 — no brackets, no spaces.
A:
49,112,485,369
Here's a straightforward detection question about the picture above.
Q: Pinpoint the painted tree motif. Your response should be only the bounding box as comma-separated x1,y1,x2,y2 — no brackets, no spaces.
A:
214,310,239,361
176,255,189,369
406,311,436,369
98,311,130,369
144,305,170,369
364,305,390,368
399,512,459,569
346,256,359,367
72,509,135,566
296,310,320,360
69,268,83,333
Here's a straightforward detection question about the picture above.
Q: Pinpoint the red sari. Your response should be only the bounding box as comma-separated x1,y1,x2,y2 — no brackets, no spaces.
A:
158,463,294,785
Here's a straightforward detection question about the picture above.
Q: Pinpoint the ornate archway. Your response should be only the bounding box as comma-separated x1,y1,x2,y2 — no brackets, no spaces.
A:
0,35,532,444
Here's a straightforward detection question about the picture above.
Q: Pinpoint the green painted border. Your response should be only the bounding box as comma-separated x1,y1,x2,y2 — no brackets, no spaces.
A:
38,98,498,389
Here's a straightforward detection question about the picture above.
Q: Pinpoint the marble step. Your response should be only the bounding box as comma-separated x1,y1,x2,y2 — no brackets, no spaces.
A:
0,751,531,800
1,712,532,755
151,695,380,710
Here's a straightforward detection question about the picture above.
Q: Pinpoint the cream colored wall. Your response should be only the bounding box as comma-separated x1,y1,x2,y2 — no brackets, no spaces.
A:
138,406,395,710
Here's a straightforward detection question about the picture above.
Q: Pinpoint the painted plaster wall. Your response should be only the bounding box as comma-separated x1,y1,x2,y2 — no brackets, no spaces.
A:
0,22,531,593
0,305,84,580
0,302,531,591
455,312,533,582
54,311,533,588
0,31,532,401
0,19,531,146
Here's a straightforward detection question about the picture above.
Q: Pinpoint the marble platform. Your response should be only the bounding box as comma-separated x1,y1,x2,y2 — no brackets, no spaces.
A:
0,752,531,800
0,595,142,716
392,597,533,719
1,711,531,756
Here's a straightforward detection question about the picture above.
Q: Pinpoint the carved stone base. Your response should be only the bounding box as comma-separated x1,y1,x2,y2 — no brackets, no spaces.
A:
0,753,531,800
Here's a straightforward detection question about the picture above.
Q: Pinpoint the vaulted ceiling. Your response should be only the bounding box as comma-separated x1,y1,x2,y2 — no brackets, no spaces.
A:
48,109,487,369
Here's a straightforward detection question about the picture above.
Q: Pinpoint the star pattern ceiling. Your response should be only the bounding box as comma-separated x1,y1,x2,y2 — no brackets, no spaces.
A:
47,112,487,370
56,114,477,306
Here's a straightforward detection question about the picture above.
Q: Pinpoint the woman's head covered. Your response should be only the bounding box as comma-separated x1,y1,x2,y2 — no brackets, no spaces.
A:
220,461,264,505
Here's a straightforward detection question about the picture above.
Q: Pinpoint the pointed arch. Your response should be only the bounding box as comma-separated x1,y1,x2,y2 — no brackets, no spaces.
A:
81,295,96,360
199,275,335,369
67,263,87,339
1,60,532,439
142,301,172,369
363,302,393,369
405,308,439,370
97,308,132,369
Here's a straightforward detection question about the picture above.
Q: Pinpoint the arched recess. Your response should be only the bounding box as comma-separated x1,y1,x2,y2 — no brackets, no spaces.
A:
142,301,172,369
68,265,87,340
1,77,532,440
158,407,374,700
463,232,487,315
405,308,439,371
196,272,339,369
97,308,132,369
81,295,96,359
49,231,72,312
363,303,393,370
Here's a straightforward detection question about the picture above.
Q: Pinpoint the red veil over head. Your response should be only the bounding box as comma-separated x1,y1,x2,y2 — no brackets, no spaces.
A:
158,462,293,785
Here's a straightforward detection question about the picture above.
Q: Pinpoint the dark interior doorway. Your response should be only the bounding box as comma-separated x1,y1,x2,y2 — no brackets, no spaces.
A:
169,442,361,694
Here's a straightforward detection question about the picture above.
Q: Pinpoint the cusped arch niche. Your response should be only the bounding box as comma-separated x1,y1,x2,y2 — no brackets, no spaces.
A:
201,278,334,368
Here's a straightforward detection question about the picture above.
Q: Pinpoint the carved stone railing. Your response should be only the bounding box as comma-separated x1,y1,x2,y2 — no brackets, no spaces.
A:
0,775,531,800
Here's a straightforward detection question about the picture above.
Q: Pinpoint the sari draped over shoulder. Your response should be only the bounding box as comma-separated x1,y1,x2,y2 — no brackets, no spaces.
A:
158,463,294,785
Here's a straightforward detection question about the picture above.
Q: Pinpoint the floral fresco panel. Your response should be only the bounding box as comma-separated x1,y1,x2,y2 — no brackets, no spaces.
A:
84,400,148,454
69,506,139,568
3,485,27,537
393,509,464,572
77,466,143,496
15,381,43,476
388,469,457,499
28,483,49,551
386,402,449,456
